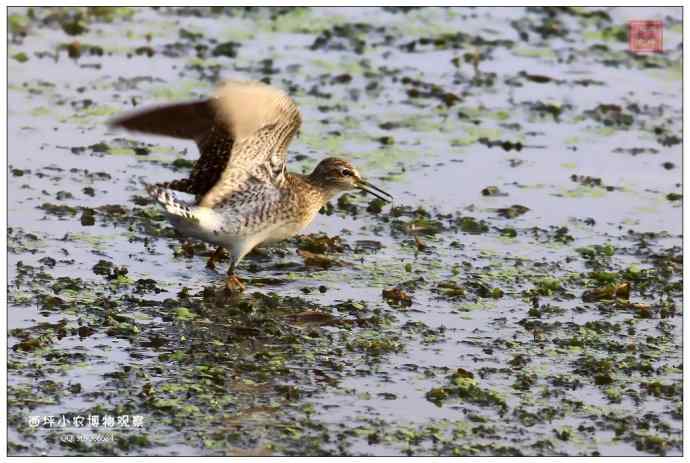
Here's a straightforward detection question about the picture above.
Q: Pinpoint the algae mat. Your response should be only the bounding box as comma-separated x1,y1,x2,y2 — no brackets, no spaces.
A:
7,6,682,456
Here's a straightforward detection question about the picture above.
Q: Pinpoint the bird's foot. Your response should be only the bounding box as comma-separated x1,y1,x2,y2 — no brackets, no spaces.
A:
225,275,246,293
206,246,227,271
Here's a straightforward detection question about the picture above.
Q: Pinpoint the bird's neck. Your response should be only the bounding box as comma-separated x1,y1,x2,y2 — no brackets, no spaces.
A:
290,172,341,207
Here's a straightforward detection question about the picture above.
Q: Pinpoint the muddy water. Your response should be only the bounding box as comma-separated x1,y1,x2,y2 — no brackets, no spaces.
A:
8,6,682,456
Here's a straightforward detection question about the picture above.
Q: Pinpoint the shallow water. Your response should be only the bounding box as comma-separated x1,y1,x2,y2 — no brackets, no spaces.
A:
8,6,682,456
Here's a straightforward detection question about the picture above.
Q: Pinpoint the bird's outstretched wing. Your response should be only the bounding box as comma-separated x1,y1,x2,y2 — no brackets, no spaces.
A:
110,80,302,206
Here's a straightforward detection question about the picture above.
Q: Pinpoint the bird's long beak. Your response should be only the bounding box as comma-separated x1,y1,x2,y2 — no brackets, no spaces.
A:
356,179,393,202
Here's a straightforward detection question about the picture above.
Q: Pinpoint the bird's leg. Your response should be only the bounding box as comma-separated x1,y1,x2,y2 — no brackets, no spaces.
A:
206,246,226,271
180,239,195,258
225,256,246,293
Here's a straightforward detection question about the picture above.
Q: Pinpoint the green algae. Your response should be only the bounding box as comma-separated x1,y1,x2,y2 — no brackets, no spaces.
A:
150,79,212,101
450,126,502,147
7,5,682,458
270,8,344,34
427,370,507,413
12,52,29,62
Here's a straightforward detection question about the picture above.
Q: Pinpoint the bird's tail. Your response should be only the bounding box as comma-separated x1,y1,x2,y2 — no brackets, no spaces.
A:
145,183,200,224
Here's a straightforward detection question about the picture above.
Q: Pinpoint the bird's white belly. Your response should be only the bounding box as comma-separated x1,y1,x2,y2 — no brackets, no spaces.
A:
167,201,315,264
169,214,224,246
262,221,306,243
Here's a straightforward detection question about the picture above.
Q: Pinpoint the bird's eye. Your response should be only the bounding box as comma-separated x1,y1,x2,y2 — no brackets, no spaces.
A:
341,169,354,177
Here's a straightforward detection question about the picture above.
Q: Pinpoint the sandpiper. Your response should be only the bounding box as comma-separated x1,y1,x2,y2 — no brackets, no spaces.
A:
111,79,392,291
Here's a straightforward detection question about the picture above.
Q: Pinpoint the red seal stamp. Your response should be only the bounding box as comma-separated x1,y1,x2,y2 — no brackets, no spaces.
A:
628,20,663,53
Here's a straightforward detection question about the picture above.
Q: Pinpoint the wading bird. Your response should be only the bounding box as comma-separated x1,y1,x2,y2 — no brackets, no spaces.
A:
111,80,392,292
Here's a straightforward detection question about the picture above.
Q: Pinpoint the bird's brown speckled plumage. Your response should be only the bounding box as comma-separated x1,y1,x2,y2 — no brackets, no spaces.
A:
111,79,391,291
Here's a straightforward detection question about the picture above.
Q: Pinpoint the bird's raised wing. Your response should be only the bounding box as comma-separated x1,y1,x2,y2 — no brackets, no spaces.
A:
109,98,228,198
198,80,301,208
109,80,302,205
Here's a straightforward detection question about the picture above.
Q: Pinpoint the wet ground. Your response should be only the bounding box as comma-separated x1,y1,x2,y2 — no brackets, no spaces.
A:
7,6,683,456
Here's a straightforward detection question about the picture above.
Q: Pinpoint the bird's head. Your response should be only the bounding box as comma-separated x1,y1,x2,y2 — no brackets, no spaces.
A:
309,157,392,202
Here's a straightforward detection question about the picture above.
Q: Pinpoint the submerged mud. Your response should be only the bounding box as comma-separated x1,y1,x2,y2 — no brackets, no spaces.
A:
8,6,682,456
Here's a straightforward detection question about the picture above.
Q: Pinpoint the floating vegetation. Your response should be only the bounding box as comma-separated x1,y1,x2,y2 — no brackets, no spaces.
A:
7,5,681,458
495,204,530,219
382,287,413,307
426,368,507,413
